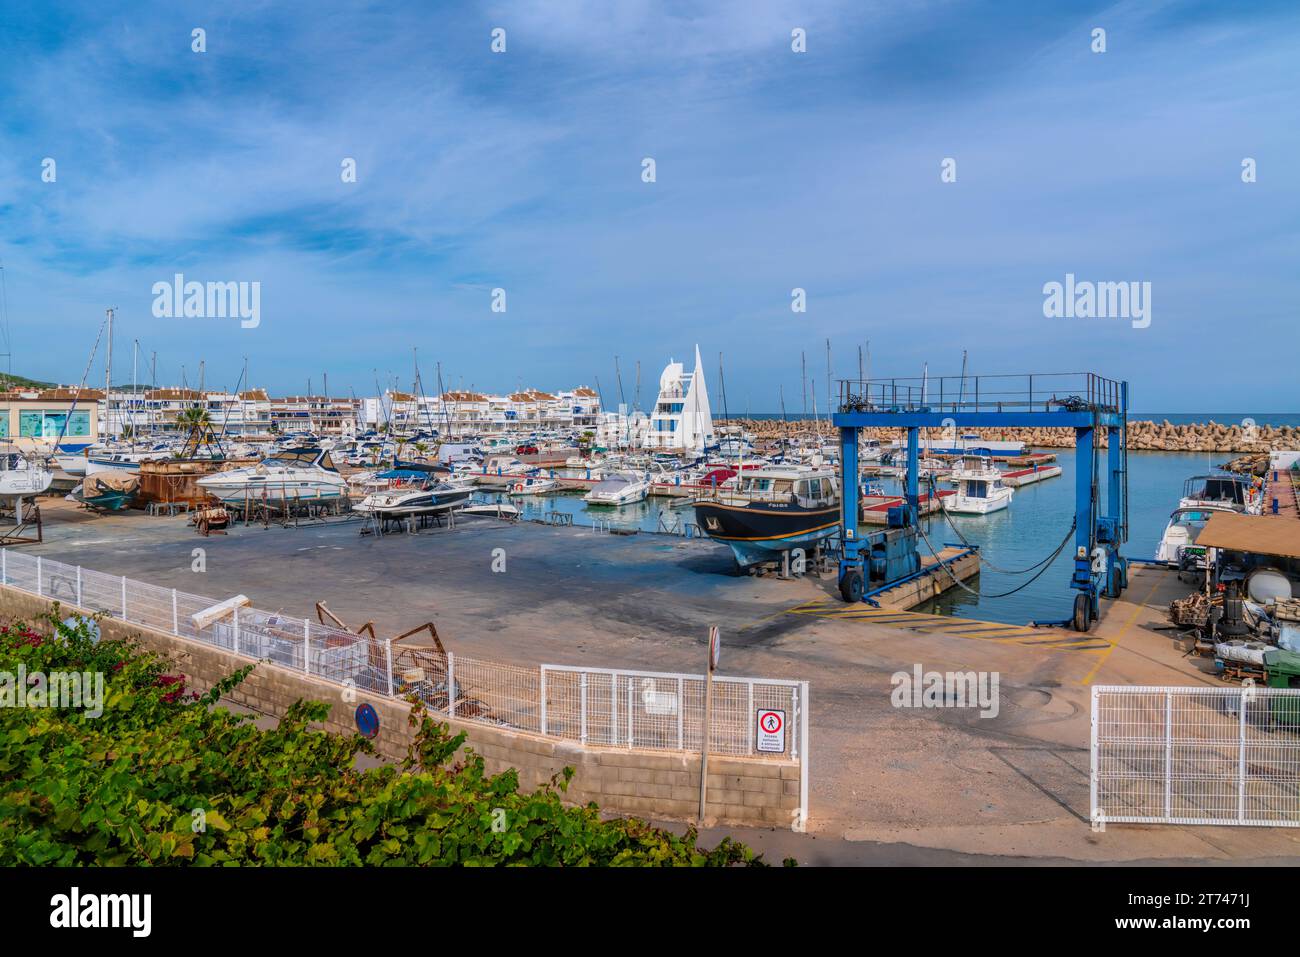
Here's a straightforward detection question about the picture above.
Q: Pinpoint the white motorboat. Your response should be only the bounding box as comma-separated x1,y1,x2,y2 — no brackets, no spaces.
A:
507,475,561,496
0,453,54,501
943,455,1013,515
352,479,474,517
1178,474,1260,514
584,472,650,506
1155,504,1234,569
196,447,348,504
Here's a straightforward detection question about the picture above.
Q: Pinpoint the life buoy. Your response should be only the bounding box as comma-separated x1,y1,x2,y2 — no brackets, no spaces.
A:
513,482,525,493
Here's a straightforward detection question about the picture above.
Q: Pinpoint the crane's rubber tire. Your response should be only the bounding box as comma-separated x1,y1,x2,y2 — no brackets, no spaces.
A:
1073,593,1093,632
1104,564,1122,599
839,568,864,604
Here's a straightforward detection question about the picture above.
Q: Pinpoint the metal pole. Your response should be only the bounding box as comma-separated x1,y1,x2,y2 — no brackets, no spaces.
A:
797,681,810,833
539,667,548,735
580,673,588,744
747,681,755,753
36,556,42,596
699,668,714,824
627,676,634,748
1089,686,1100,826
121,576,127,618
303,619,311,674
447,651,456,717
1238,689,1247,822
677,676,684,750
171,588,178,634
76,566,82,607
233,607,240,655
1170,691,1180,816
2,548,6,585
384,639,394,696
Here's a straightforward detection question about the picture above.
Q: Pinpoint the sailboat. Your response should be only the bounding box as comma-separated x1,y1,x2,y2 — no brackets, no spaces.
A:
0,453,54,502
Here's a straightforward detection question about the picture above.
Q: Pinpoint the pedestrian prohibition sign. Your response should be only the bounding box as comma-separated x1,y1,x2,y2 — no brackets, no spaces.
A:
756,709,786,753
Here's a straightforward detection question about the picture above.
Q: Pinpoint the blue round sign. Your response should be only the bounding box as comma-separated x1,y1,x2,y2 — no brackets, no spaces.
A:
355,703,380,739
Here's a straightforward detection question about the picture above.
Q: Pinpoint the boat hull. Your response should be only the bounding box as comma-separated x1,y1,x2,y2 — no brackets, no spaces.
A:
197,479,347,504
355,487,473,516
692,501,840,566
943,491,1012,515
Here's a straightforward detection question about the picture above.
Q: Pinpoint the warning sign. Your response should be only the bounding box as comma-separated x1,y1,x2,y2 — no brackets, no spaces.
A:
756,709,786,753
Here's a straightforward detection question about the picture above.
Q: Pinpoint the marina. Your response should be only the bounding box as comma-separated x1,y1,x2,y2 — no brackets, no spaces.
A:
3,0,1298,888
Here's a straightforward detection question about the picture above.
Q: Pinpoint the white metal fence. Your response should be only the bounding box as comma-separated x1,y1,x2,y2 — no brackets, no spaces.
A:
1092,685,1300,827
0,550,808,768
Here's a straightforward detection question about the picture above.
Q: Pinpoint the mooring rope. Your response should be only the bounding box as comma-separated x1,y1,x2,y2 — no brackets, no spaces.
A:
915,516,1075,600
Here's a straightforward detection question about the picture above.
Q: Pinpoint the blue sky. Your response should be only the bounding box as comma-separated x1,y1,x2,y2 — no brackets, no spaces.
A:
1,0,1297,411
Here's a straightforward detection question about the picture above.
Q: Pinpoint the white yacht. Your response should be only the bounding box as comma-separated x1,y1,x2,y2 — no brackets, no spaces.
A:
943,455,1013,515
1155,504,1235,569
1178,474,1260,514
584,472,650,506
196,447,348,504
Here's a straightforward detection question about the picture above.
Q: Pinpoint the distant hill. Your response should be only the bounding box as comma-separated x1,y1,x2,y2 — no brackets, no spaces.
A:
0,372,56,390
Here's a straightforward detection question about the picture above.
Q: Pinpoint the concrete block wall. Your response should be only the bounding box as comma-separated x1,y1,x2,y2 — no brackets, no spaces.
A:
0,585,803,829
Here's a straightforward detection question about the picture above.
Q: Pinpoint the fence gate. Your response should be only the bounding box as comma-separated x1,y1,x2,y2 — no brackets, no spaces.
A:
1091,685,1300,827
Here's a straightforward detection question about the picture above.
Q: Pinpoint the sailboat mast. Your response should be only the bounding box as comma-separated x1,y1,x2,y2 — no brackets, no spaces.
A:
825,338,831,420
131,339,138,449
104,308,114,439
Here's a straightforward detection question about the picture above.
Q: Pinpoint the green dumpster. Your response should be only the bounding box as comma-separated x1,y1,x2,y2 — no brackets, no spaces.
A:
1264,649,1300,725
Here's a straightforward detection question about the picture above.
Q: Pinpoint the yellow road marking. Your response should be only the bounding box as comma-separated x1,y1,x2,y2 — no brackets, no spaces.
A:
1079,575,1163,685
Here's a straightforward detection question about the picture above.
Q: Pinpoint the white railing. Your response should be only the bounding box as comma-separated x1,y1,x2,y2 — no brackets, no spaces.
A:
1,549,808,768
1092,685,1300,827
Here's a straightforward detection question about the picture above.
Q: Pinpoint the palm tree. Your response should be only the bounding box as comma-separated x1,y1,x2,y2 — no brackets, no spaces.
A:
176,405,211,429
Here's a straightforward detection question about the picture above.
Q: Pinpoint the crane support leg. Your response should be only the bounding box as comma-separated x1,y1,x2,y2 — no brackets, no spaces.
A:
837,425,864,602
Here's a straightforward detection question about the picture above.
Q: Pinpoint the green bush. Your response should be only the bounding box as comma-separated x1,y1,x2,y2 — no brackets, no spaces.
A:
0,610,763,866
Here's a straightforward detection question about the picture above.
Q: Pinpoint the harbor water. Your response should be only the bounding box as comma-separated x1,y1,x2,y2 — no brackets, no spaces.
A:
477,450,1232,625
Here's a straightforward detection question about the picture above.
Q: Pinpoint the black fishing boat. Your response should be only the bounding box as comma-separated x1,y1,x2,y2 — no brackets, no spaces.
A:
693,465,841,567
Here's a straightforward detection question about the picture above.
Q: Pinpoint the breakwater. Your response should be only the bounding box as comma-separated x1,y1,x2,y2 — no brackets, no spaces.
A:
728,419,1299,453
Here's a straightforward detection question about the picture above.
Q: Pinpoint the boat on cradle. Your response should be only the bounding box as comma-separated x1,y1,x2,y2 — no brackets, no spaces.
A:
1155,504,1237,571
584,472,651,506
943,455,1013,515
69,471,138,511
507,474,561,496
692,464,840,567
1179,473,1261,514
196,447,348,504
0,453,54,501
352,476,474,517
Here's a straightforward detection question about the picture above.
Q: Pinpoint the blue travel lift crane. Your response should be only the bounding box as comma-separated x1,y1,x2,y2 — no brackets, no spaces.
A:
832,373,1128,631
